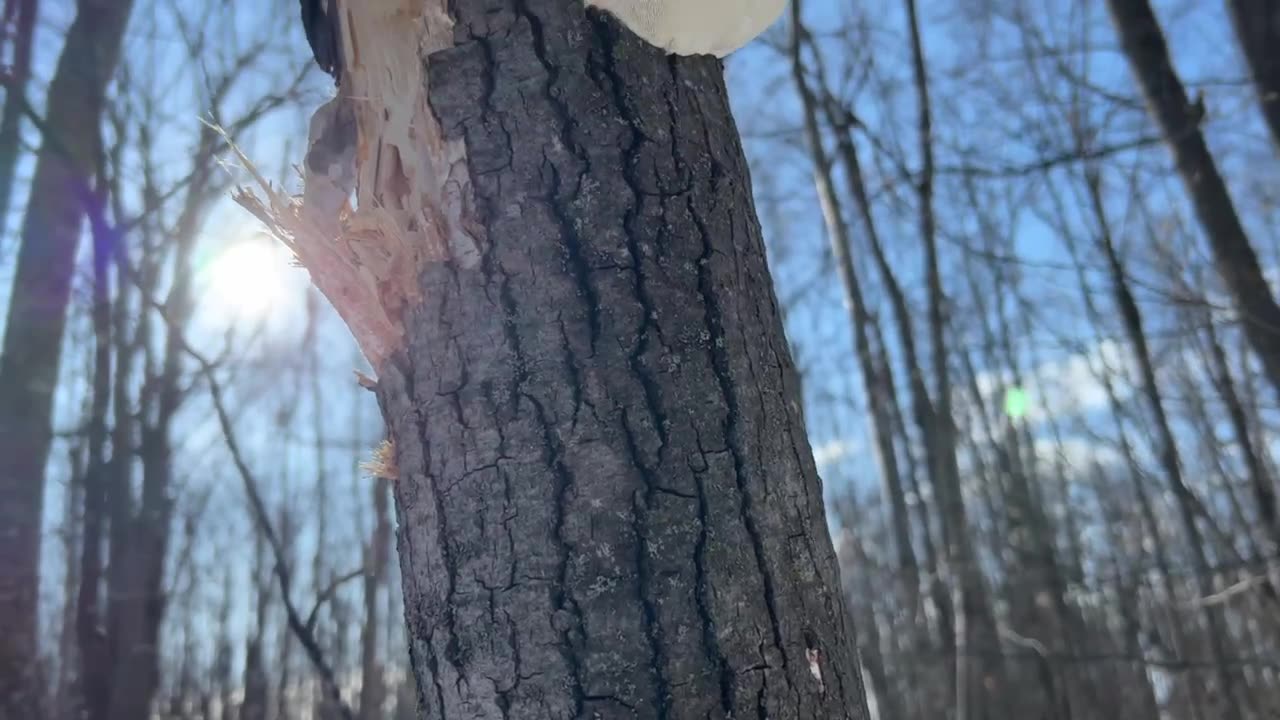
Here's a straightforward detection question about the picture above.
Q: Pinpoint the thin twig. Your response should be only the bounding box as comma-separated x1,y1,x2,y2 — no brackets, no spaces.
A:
305,567,365,634
1193,574,1270,608
196,347,356,720
78,184,357,720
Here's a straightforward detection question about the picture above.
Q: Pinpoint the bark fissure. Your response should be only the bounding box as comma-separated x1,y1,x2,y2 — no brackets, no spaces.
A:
527,390,591,715
690,194,796,710
522,0,606,353
691,429,740,718
407,360,468,715
352,2,869,718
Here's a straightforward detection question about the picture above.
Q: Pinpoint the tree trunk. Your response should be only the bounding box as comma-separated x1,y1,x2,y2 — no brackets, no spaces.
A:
0,0,36,247
1203,315,1280,558
76,184,116,720
1086,167,1245,720
0,1,134,715
829,109,955,648
1225,0,1280,152
277,1,870,717
1094,469,1162,720
358,478,391,720
1105,0,1280,404
788,0,920,614
55,444,84,720
1059,222,1196,720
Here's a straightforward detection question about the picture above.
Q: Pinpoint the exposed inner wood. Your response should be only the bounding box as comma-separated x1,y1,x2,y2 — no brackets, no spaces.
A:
233,0,484,371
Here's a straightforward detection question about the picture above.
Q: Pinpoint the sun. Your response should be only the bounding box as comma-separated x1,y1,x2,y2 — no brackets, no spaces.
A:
199,238,297,325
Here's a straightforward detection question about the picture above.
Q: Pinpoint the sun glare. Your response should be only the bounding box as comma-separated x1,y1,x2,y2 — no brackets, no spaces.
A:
200,239,295,325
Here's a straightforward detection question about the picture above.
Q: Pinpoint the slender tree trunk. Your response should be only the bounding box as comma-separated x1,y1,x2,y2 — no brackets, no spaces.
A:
1059,210,1202,720
1086,168,1244,720
1105,0,1280,404
277,1,871,717
873,307,955,661
0,2,134,715
103,165,206,720
1225,0,1280,151
826,99,957,662
1095,469,1162,720
958,195,1080,720
0,0,35,246
104,424,173,720
358,478,391,720
789,1,919,613
76,183,115,720
55,444,83,720
902,2,1005,715
1204,316,1280,557
831,497,909,720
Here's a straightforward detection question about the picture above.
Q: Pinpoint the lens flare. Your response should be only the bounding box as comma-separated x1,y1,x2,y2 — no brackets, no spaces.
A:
200,239,292,324
1004,387,1030,420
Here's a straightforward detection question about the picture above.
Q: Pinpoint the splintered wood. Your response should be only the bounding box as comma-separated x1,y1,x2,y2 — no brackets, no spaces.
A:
230,0,482,371
360,439,398,480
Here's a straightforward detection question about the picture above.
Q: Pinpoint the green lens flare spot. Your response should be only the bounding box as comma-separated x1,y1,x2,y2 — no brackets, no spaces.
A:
1004,387,1030,419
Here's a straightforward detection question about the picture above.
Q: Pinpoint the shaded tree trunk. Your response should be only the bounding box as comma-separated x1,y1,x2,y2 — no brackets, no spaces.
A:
55,442,83,720
824,92,957,661
76,180,116,720
1225,0,1280,152
0,0,36,245
1057,208,1198,720
1105,0,1280,404
788,0,920,614
1095,467,1162,720
1085,167,1244,720
358,478,391,720
0,1,134,715
831,496,909,720
326,1,870,717
1203,315,1280,558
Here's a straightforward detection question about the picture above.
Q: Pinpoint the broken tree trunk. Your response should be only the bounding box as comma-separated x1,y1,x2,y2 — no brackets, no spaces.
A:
236,0,873,717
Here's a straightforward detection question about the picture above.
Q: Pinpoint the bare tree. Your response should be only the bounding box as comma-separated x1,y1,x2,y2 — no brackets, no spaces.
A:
1105,0,1280,403
236,0,873,716
357,477,391,720
0,0,36,245
1225,0,1280,151
789,0,920,617
17,0,1280,718
0,2,135,715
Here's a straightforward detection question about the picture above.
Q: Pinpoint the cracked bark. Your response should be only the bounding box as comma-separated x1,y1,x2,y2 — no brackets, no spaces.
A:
371,1,869,717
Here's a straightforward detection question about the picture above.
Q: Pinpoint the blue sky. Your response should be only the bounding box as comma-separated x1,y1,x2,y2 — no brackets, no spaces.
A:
7,0,1280,680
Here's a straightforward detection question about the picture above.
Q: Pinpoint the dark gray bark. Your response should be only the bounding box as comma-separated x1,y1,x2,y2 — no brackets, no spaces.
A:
1225,0,1280,152
372,2,870,717
0,1,134,716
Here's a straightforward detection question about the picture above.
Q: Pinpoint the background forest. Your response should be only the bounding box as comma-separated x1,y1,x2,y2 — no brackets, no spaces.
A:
3,0,1279,718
